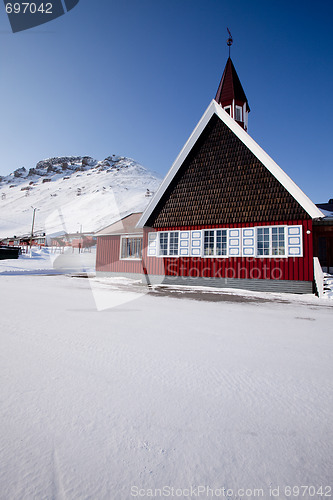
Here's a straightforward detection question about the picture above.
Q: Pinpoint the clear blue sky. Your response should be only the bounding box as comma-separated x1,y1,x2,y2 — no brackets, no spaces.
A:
0,0,332,203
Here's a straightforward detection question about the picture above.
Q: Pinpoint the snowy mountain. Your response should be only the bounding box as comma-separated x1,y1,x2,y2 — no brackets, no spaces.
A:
0,155,161,238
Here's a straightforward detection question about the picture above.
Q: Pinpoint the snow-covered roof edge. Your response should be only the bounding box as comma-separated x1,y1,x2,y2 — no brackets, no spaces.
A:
137,100,324,227
95,212,143,236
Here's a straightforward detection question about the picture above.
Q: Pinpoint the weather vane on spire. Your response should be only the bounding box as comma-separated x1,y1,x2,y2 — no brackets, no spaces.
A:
227,28,233,57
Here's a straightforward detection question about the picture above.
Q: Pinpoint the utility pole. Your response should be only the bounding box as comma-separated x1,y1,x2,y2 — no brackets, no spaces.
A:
30,206,37,258
77,223,82,253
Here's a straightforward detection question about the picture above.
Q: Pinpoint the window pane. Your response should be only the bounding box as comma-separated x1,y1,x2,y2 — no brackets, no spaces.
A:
235,106,242,121
257,229,263,255
169,232,179,256
159,233,168,256
257,226,285,257
204,230,215,256
216,229,227,256
272,227,285,256
137,239,143,258
257,227,270,256
121,237,142,258
121,238,127,258
263,228,269,255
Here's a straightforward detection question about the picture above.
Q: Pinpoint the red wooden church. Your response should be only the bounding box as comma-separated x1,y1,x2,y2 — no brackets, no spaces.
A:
96,54,332,294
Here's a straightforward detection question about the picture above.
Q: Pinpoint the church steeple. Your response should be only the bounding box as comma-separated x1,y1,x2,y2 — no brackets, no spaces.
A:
215,56,250,131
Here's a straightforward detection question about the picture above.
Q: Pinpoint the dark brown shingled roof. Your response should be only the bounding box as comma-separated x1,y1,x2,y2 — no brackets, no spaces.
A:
147,115,309,228
215,57,250,112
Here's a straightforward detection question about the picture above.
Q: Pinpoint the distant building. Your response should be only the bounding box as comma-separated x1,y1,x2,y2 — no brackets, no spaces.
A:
50,233,96,250
1,233,46,248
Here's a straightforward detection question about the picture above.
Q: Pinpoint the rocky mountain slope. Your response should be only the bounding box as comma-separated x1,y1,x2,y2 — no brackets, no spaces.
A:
0,155,161,238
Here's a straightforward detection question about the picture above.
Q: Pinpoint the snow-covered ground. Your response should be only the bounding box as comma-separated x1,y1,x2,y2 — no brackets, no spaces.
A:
0,274,332,499
0,247,96,275
2,248,333,302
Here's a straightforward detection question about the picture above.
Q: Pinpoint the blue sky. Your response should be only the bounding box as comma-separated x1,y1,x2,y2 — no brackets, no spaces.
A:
0,0,332,203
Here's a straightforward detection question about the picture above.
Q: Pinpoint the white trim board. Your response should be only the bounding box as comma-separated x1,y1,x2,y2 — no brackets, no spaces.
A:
137,100,324,227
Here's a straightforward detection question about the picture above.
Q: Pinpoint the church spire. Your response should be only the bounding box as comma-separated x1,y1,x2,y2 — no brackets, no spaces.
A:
215,32,250,131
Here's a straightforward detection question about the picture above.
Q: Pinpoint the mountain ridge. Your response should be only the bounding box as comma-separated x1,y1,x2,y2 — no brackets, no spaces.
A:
0,155,161,238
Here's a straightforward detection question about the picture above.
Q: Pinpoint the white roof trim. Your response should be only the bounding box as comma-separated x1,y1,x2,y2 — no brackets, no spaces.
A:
137,100,324,227
96,231,143,237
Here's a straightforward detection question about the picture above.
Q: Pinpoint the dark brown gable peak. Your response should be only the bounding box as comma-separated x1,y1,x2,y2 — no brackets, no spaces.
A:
138,101,323,227
147,115,310,228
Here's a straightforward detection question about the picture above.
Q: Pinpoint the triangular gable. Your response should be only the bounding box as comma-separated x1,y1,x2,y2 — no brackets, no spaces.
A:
138,100,324,227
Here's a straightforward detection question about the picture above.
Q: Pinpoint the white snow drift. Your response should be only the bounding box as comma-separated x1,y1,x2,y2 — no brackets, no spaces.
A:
0,275,332,500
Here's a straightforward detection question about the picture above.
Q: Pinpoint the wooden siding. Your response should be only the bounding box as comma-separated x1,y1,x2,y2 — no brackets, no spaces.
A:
143,220,313,282
147,115,310,228
96,236,143,274
144,275,313,294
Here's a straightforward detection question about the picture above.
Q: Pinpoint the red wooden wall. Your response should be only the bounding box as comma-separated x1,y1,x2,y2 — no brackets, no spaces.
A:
142,220,313,282
96,221,313,282
96,236,144,274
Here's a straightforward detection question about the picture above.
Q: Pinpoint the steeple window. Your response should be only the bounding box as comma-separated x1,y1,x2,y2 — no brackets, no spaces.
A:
235,105,243,122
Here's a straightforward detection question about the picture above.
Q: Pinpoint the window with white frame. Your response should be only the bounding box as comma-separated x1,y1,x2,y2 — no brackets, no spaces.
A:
235,105,243,122
152,226,295,259
121,237,142,259
204,229,227,257
158,231,179,256
257,227,286,256
224,106,231,116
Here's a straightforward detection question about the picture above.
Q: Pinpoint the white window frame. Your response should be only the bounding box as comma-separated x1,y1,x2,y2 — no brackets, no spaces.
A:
120,235,143,260
149,226,301,259
158,231,179,257
235,105,243,122
224,105,232,116
203,229,228,258
255,226,287,258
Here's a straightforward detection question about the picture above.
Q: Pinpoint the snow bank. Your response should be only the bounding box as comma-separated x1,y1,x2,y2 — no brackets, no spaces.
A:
0,246,96,275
